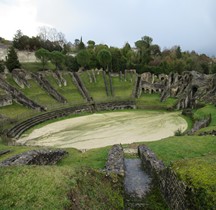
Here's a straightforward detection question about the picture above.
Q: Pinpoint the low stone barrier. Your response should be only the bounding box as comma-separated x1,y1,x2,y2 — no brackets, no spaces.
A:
105,144,124,176
0,149,67,166
96,101,136,111
138,145,187,210
188,114,211,134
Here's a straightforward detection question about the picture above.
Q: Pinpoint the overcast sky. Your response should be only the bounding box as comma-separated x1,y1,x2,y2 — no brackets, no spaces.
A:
0,0,215,56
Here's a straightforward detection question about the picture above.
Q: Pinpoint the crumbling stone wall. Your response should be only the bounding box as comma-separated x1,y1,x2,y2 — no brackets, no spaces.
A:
0,94,12,107
0,149,67,166
102,70,110,96
0,75,45,111
138,145,188,210
161,71,216,109
96,101,136,111
105,144,124,176
70,72,93,103
32,72,67,104
12,69,30,89
132,75,142,98
188,114,211,134
52,70,67,87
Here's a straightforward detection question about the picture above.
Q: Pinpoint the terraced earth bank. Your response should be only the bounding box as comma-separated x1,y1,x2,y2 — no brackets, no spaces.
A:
17,111,187,150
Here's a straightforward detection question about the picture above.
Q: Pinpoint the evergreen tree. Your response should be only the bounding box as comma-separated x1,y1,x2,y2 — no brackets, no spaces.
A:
0,60,5,72
5,46,21,72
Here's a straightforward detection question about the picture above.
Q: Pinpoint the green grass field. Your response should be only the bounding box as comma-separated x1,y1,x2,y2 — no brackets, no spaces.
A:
21,62,56,72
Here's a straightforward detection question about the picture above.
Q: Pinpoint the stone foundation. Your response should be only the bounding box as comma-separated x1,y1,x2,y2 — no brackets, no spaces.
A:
0,149,67,166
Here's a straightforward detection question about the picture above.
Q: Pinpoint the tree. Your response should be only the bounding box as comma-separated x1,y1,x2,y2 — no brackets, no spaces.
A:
97,49,112,70
87,40,95,49
5,46,21,72
65,55,79,71
76,49,90,69
78,37,85,51
122,42,131,57
0,60,5,72
35,48,50,70
50,51,65,70
176,46,182,59
13,29,23,49
135,35,153,65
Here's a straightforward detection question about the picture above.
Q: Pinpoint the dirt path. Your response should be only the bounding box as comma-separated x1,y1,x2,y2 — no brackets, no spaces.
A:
17,111,187,150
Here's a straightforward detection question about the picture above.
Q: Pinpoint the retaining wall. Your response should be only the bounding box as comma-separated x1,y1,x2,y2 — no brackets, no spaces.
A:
138,145,188,210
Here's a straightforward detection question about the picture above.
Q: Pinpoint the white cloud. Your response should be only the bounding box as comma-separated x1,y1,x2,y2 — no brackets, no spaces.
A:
0,0,215,55
0,0,45,39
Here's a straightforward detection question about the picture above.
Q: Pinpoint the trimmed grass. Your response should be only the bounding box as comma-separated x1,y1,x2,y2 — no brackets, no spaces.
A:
21,62,56,73
0,165,75,209
112,75,135,99
136,93,177,109
0,103,34,119
46,72,84,105
80,71,108,102
145,136,216,165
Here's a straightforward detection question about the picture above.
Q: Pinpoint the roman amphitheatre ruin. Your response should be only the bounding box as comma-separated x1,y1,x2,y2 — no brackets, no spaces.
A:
0,65,215,209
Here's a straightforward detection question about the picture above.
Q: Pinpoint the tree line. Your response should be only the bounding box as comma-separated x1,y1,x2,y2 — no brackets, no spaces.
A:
0,27,215,74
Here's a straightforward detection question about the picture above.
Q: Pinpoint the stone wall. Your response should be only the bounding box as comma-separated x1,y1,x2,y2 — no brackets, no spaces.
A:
0,75,45,111
0,94,12,107
96,101,136,111
138,145,188,210
71,72,93,103
105,144,124,176
0,149,67,166
32,72,67,104
12,69,30,89
0,48,37,63
188,114,211,134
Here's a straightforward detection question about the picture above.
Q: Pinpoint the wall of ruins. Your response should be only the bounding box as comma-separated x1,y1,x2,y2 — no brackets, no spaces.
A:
138,145,190,210
0,94,12,107
0,48,37,63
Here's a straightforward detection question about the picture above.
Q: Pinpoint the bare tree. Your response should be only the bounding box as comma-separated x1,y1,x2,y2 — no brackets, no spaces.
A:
38,26,66,47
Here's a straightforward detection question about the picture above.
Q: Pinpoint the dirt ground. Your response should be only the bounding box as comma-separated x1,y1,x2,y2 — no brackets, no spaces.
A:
17,111,187,150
